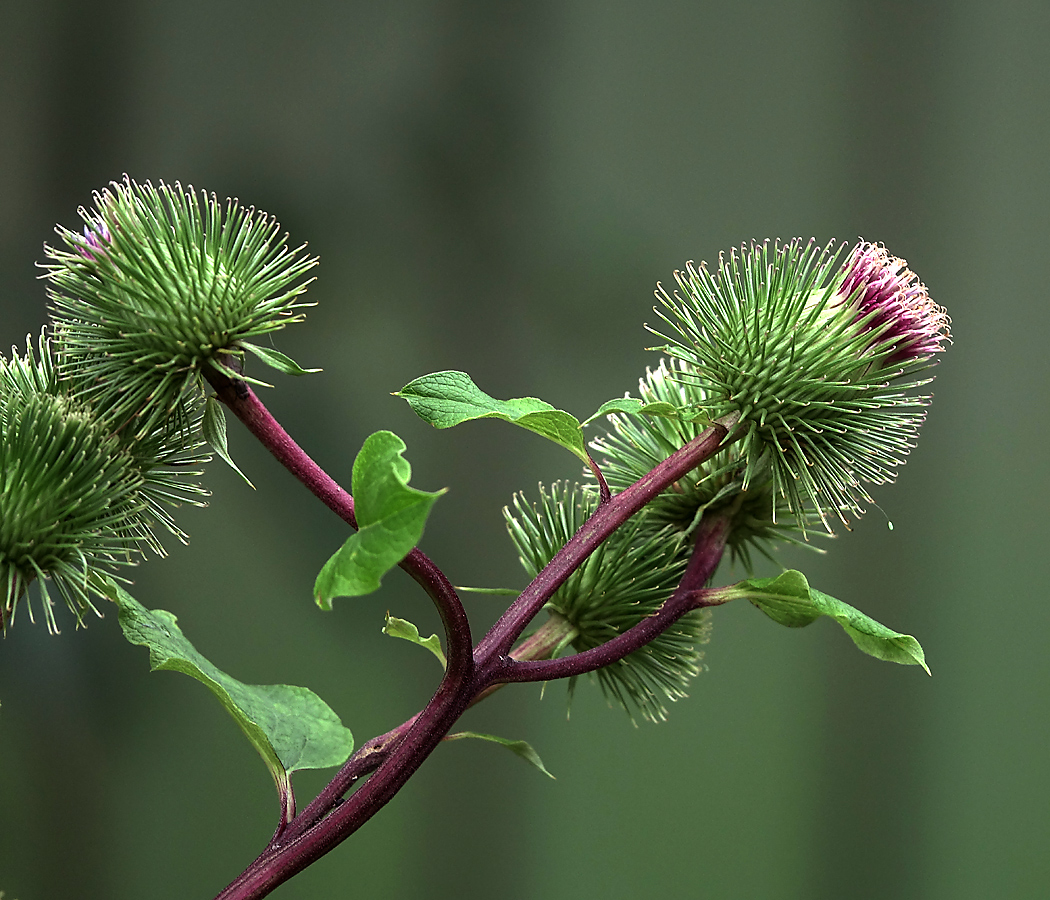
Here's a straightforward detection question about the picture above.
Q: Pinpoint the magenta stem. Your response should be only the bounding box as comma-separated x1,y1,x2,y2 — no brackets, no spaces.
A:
203,364,472,670
471,418,731,670
493,513,731,684
206,364,731,899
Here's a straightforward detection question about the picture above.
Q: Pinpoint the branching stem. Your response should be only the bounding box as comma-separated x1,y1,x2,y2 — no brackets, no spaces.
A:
207,364,732,900
471,416,733,668
493,513,731,684
203,362,473,673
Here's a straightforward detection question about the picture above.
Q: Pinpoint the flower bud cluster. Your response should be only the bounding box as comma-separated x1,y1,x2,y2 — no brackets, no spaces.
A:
505,238,947,720
3,178,313,632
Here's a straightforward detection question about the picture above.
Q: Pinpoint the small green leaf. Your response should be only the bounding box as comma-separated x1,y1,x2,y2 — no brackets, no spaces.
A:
314,431,444,607
240,341,321,376
730,569,929,673
102,579,355,806
581,397,682,426
202,396,255,487
396,370,588,461
209,355,275,389
454,585,521,597
445,730,555,779
382,614,446,668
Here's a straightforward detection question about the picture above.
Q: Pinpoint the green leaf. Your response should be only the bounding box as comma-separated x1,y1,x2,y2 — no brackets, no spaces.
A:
581,397,682,426
209,355,275,389
102,579,355,810
454,585,520,596
240,341,321,376
395,370,588,461
202,396,255,487
730,569,929,672
314,431,444,608
382,614,446,668
445,730,555,779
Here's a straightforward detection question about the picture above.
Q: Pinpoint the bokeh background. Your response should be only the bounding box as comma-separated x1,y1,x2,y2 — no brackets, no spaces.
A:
1,1,1048,898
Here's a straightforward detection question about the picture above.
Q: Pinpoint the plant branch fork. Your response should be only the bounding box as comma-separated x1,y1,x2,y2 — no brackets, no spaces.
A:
205,366,732,900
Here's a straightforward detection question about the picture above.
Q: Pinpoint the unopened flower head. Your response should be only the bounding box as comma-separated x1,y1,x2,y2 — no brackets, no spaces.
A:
651,238,950,531
45,177,318,437
591,358,822,569
505,482,711,722
0,335,207,633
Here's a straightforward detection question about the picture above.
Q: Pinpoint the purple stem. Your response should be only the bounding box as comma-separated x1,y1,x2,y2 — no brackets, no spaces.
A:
493,513,731,684
283,715,418,839
471,417,732,671
207,365,733,899
216,668,476,899
206,359,358,526
202,364,472,668
203,364,475,840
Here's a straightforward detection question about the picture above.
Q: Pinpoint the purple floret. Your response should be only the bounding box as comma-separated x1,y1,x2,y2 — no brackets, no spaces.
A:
840,241,950,365
78,217,111,262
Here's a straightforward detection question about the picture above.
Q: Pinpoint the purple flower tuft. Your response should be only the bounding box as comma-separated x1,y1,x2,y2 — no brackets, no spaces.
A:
840,241,950,366
78,216,111,262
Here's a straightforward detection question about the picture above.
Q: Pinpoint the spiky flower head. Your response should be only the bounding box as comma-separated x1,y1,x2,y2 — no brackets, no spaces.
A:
591,358,821,571
505,482,711,722
0,336,207,633
44,177,318,437
651,238,950,531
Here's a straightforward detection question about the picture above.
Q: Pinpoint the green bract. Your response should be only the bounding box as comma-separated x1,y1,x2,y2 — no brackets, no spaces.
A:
0,336,207,632
45,177,318,437
651,238,948,531
505,482,710,723
591,358,822,570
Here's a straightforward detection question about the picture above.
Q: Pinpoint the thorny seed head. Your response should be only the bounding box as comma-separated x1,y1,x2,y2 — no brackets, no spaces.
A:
43,177,318,438
590,358,823,570
505,482,711,723
0,335,208,633
650,238,950,532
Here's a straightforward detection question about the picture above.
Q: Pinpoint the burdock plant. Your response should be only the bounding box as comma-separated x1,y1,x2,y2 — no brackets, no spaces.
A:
2,178,950,900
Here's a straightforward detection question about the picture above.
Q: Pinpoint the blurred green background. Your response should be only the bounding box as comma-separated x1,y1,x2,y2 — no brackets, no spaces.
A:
2,1,1048,897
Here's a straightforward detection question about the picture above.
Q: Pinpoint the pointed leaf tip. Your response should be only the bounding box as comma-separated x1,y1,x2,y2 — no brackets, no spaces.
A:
382,614,446,668
731,569,930,671
240,341,321,375
445,730,555,779
202,396,255,487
